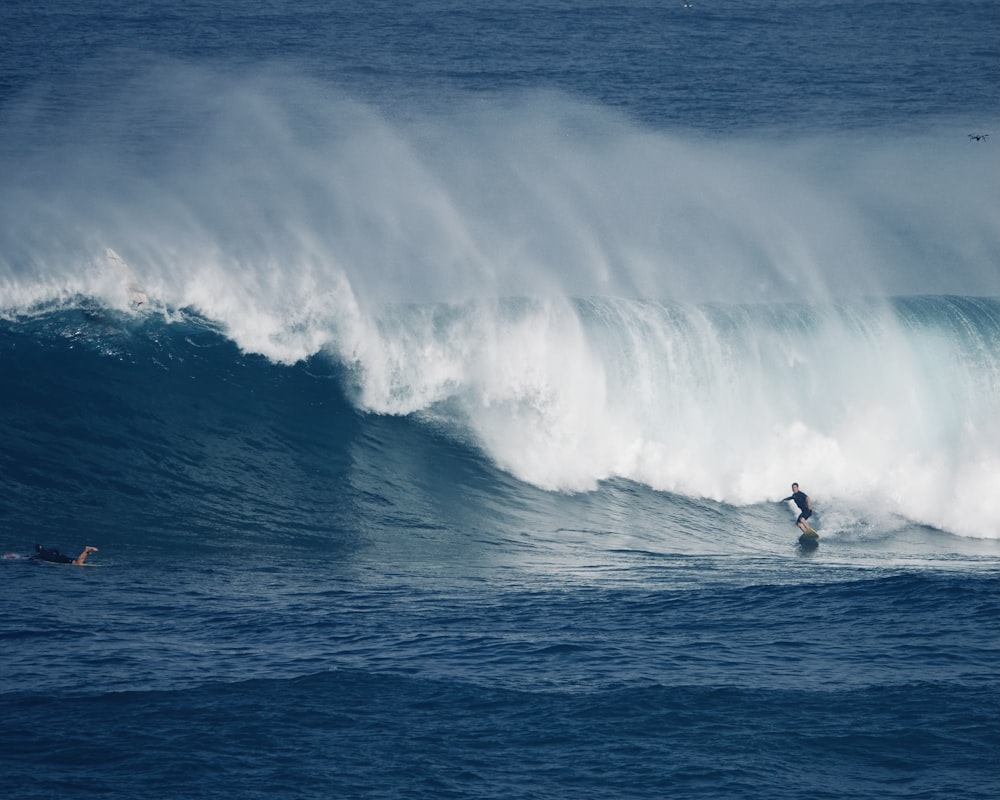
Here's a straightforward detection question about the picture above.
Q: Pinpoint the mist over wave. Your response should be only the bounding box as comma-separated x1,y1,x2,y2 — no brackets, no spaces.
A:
1,65,997,320
2,67,998,538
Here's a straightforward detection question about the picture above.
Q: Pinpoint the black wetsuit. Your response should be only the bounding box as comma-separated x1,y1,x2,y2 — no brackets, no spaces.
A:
32,546,74,564
785,491,812,521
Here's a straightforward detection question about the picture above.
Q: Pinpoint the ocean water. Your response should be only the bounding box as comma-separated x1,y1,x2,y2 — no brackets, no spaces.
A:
2,1,999,798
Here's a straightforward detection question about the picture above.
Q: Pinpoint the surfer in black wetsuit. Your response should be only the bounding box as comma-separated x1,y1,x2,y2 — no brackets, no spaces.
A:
781,483,813,533
32,544,98,565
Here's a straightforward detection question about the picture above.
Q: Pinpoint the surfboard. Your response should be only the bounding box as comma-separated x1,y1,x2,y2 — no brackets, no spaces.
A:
798,529,819,547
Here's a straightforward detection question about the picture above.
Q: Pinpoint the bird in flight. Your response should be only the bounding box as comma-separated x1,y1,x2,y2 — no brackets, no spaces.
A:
968,133,989,141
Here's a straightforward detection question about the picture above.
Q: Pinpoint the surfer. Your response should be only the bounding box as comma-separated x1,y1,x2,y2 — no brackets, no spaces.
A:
32,544,98,566
781,483,813,533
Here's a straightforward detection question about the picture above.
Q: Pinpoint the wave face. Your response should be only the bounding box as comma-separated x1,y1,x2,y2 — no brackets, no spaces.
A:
2,296,998,544
350,294,1000,538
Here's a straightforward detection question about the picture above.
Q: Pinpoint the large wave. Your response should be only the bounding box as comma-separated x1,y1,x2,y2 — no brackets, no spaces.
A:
337,294,1000,537
2,68,998,537
4,295,996,541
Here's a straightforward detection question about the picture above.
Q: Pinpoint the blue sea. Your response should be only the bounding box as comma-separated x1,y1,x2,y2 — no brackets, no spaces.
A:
2,1,999,798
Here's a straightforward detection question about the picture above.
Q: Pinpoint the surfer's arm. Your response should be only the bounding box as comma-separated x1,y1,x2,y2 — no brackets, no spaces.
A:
72,546,98,565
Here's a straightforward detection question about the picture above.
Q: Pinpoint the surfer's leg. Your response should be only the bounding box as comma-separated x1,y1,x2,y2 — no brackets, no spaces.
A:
72,546,98,565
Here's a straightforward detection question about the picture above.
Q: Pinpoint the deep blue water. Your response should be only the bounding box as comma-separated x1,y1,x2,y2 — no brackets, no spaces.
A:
2,2,999,799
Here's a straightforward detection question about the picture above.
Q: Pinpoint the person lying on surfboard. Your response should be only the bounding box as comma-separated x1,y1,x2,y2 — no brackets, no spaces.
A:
32,544,98,565
781,483,814,533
